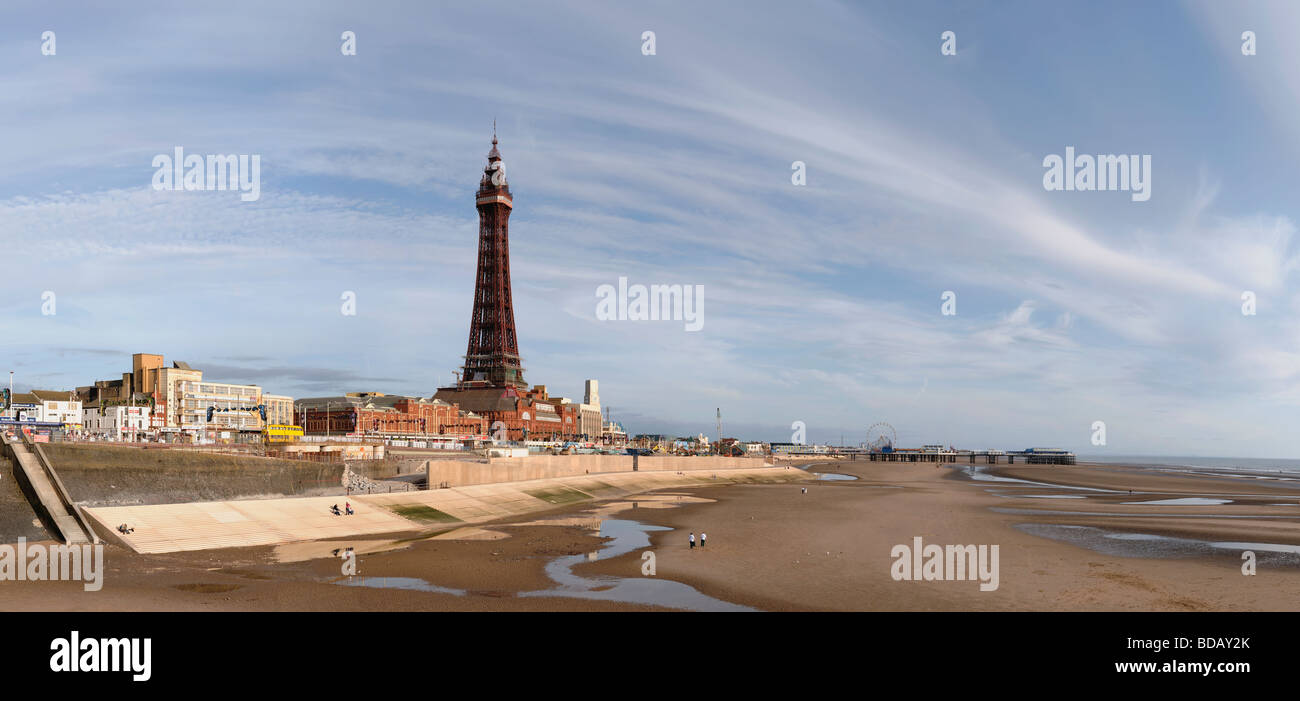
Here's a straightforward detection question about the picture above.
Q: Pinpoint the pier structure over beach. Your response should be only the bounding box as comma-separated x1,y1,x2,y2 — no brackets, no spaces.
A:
863,448,1075,465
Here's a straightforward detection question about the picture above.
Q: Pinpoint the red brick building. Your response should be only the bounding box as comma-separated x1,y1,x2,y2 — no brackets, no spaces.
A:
433,384,583,441
296,393,486,438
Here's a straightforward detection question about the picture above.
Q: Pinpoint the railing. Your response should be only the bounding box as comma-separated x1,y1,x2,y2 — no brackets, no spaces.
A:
345,482,424,495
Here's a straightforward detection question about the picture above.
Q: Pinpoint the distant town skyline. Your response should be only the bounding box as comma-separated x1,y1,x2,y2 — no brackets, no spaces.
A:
3,2,1300,456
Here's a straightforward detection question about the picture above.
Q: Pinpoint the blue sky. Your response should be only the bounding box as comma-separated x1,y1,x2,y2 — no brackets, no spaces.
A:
2,1,1298,456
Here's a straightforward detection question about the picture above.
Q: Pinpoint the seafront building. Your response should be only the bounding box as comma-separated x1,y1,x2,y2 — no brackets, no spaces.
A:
578,380,602,439
75,352,294,439
81,402,152,440
0,390,82,428
294,392,486,440
601,418,627,443
175,379,263,432
264,394,294,427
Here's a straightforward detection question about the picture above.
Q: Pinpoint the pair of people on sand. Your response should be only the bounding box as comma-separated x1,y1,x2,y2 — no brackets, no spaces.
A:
330,502,355,516
689,531,707,549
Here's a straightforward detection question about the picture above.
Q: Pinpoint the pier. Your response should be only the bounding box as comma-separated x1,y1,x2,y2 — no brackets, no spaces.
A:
862,449,1075,465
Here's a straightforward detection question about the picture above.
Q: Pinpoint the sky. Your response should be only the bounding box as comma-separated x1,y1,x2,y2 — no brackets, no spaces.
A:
1,1,1298,457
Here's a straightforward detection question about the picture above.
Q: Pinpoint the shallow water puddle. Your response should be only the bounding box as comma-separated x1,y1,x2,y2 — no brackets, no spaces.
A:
331,501,751,610
519,518,754,612
338,576,465,596
814,472,858,481
334,519,753,611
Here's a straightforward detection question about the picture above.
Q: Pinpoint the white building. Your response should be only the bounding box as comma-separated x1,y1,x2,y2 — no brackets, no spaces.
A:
82,403,153,440
2,390,82,429
579,379,601,440
31,390,82,426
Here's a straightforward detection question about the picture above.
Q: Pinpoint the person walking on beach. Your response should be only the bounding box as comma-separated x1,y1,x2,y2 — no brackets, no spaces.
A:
689,532,695,550
701,532,707,548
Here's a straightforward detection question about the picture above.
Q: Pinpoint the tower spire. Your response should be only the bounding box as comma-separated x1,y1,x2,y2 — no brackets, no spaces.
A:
487,124,501,161
461,125,522,389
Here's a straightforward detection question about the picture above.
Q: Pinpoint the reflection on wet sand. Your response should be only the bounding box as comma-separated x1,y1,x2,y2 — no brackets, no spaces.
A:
331,491,750,611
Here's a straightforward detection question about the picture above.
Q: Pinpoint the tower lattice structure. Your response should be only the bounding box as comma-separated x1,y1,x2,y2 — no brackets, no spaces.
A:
460,133,526,389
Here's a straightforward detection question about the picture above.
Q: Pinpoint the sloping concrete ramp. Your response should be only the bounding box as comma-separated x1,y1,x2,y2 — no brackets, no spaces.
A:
84,495,423,553
3,436,95,544
84,466,803,554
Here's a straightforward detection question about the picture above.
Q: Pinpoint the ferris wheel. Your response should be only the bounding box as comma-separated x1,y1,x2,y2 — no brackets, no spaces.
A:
865,422,897,452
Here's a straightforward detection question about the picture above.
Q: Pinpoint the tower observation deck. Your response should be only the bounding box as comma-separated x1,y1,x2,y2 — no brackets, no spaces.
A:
459,132,526,389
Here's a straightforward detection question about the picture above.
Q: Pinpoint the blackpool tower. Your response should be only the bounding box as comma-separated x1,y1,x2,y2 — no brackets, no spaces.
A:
458,132,526,389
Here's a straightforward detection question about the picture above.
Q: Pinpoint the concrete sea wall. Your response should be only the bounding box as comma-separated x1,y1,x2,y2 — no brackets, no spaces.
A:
24,444,770,511
0,453,54,542
425,454,769,488
43,444,348,507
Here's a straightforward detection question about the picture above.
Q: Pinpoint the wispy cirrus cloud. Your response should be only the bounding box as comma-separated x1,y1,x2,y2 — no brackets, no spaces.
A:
0,1,1296,456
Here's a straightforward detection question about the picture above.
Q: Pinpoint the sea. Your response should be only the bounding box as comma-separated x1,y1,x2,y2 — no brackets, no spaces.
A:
1079,455,1300,475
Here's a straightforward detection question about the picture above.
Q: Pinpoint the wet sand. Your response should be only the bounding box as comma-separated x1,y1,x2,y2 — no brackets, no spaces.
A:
576,460,1300,611
0,523,670,611
5,460,1300,611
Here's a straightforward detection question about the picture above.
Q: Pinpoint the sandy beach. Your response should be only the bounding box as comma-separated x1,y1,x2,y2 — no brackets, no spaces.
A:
5,459,1300,611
